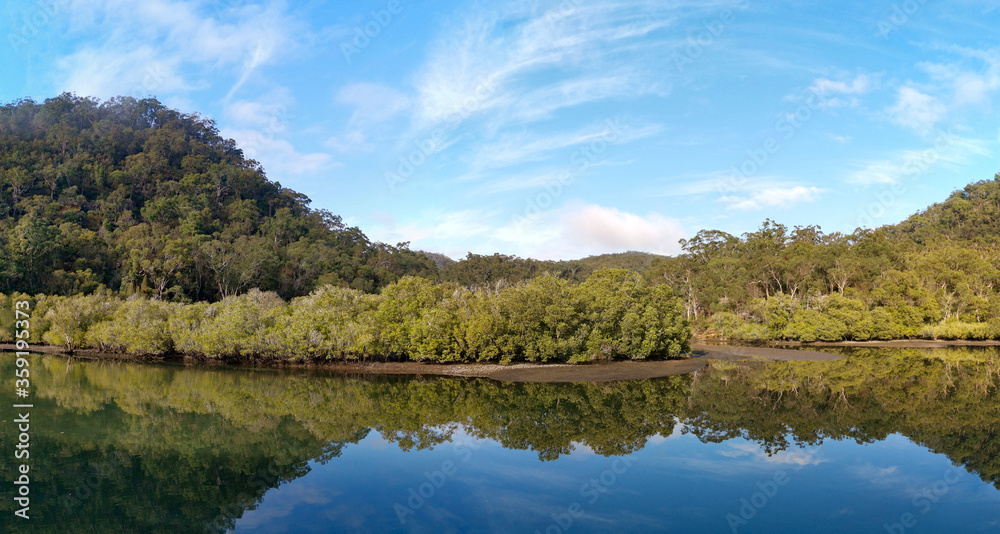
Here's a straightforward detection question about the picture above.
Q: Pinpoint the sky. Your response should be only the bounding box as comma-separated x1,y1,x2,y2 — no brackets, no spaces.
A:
2,0,999,260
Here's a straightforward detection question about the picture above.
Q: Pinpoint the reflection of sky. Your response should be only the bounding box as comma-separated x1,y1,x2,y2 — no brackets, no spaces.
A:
233,429,1000,533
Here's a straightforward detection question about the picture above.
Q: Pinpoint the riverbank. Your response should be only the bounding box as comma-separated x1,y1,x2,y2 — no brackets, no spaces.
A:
2,342,850,382
773,339,1000,348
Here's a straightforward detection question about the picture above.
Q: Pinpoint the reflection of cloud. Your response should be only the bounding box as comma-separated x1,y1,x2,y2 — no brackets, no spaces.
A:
648,419,685,445
237,483,338,530
364,431,390,451
848,463,899,487
720,442,825,467
568,442,596,460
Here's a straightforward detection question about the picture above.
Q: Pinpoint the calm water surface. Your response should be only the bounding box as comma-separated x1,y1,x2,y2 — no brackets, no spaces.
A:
1,347,999,533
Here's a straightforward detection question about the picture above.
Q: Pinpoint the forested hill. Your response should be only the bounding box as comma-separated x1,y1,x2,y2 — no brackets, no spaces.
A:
647,176,1000,342
0,94,435,300
892,179,1000,245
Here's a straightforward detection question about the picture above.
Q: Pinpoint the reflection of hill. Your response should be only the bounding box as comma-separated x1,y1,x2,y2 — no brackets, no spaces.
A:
686,348,1000,488
0,355,693,532
0,347,998,531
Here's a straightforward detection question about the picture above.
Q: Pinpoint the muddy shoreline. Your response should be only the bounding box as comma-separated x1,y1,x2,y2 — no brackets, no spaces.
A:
2,341,861,382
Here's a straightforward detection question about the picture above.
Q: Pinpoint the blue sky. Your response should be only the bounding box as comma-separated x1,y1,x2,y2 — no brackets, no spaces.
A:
2,0,999,260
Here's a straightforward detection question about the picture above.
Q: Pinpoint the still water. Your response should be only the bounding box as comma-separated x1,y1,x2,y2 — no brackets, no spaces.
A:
1,347,999,533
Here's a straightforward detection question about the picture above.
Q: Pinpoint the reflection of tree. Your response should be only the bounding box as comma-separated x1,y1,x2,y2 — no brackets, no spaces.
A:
685,348,1000,488
1,348,998,532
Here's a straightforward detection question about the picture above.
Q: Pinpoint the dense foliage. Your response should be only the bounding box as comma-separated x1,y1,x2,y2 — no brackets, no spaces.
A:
3,268,690,363
4,93,1000,346
0,94,435,300
646,178,1000,341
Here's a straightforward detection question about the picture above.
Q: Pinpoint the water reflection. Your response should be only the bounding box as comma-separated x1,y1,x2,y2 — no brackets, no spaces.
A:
0,347,997,532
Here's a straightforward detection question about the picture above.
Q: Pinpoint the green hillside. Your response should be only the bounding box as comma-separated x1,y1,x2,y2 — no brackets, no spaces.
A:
0,93,434,300
647,178,1000,341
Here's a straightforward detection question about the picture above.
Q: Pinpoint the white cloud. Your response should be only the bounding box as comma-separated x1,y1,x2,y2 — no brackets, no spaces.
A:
719,186,823,210
810,75,872,95
225,87,294,126
560,203,685,255
55,0,298,99
221,128,337,178
884,47,1000,133
369,201,686,261
847,135,992,185
55,45,190,99
887,86,948,133
807,74,875,109
411,1,685,129
495,201,686,259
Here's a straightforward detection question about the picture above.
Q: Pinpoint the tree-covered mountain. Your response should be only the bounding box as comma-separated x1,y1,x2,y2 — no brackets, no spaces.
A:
0,93,435,301
647,177,1000,341
0,94,676,301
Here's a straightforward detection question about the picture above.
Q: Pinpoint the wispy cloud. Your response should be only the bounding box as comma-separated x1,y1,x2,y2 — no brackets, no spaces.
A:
225,87,294,126
465,120,660,173
847,135,992,185
887,86,948,133
335,82,412,126
221,128,337,177
884,46,1000,133
719,186,824,211
411,1,678,128
55,0,298,99
807,74,876,109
